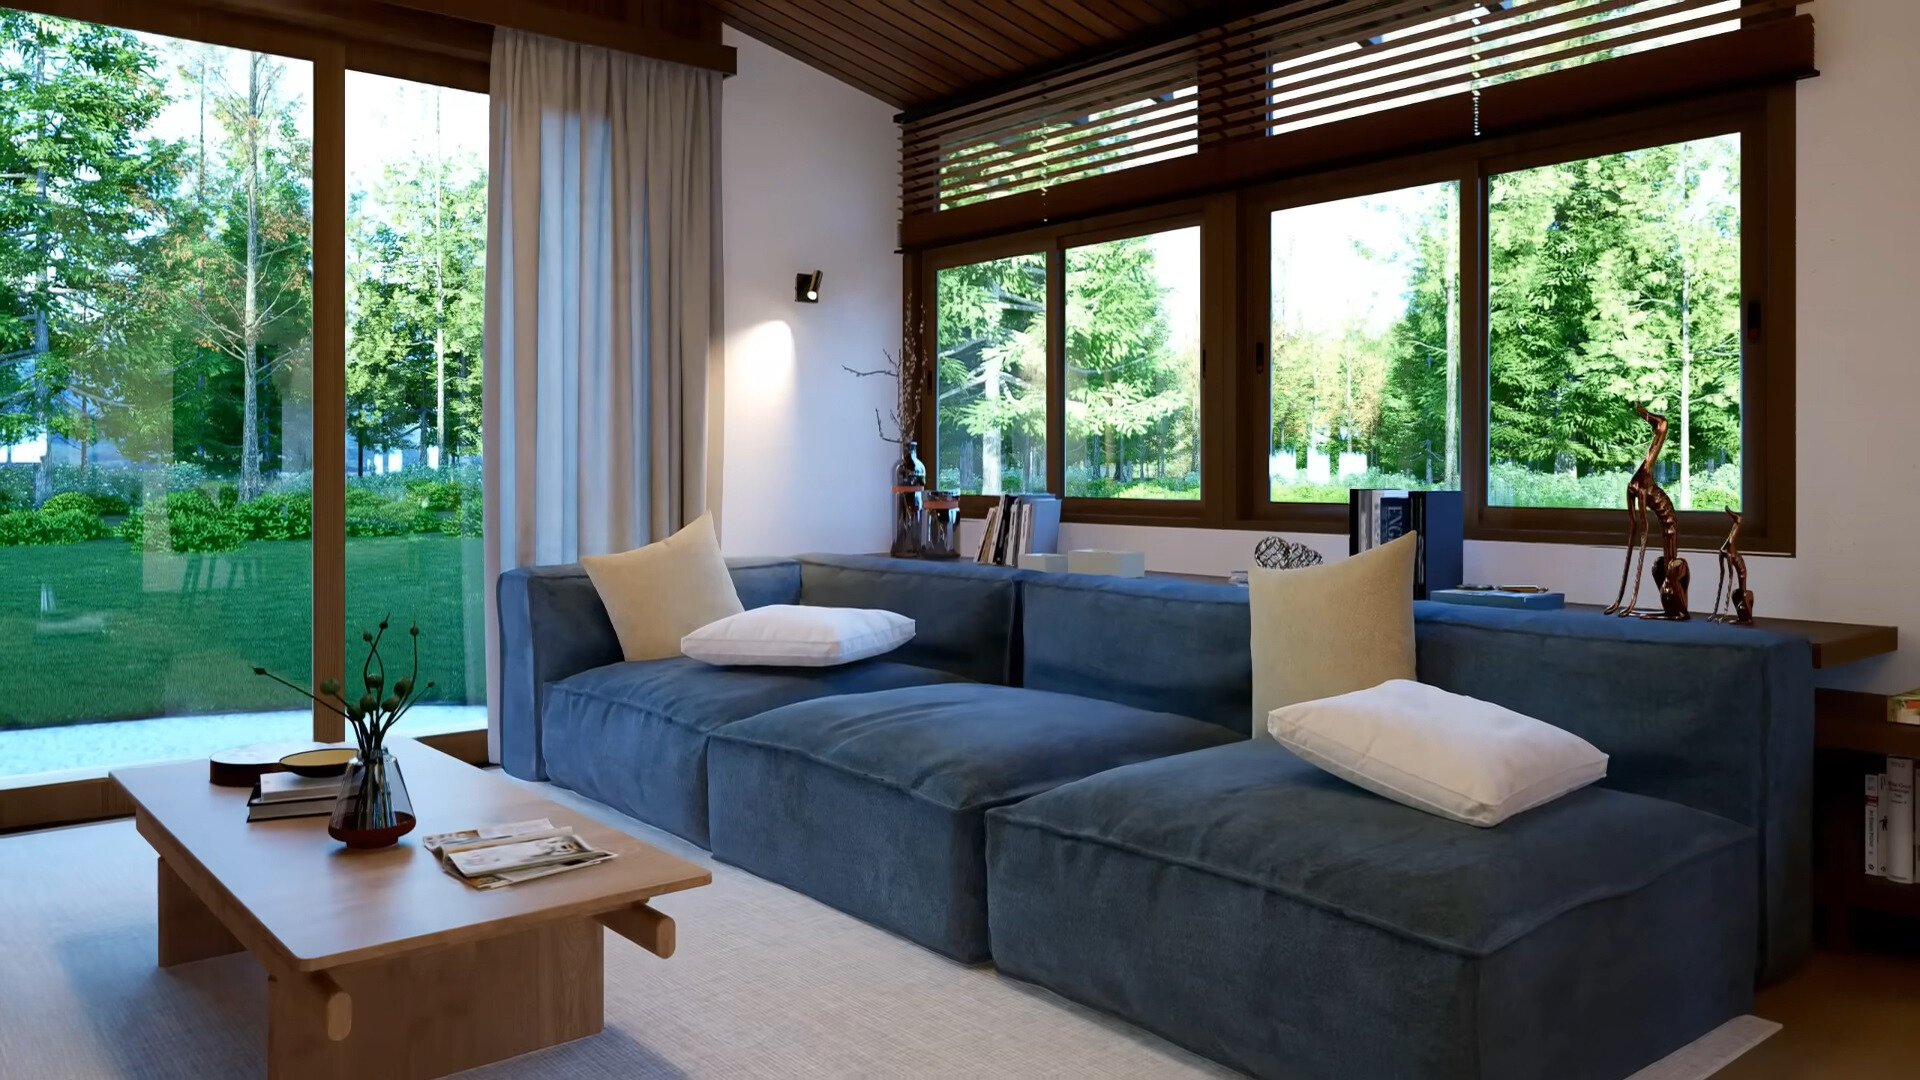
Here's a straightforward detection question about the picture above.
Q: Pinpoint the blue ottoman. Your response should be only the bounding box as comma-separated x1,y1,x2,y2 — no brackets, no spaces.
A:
706,683,1240,962
541,657,966,847
986,741,1758,1080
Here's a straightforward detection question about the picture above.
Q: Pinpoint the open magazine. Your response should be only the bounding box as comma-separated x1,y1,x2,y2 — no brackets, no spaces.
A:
422,818,616,890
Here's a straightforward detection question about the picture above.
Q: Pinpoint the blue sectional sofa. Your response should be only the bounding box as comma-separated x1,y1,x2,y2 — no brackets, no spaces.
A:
499,552,1814,1080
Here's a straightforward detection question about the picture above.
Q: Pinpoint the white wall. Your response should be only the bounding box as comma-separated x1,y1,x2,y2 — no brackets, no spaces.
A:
717,27,900,558
732,1,1920,691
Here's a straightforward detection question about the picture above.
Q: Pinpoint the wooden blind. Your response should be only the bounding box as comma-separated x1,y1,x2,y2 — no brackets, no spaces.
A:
901,0,1810,223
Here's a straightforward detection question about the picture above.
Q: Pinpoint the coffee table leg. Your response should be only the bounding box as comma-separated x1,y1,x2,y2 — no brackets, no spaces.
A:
267,919,604,1080
157,857,243,968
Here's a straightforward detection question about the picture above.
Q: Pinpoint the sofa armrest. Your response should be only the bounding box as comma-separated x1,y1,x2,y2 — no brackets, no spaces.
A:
496,557,805,779
496,565,622,779
1412,602,1814,982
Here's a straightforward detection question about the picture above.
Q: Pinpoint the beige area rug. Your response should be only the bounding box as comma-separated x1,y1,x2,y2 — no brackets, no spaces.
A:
0,781,1777,1079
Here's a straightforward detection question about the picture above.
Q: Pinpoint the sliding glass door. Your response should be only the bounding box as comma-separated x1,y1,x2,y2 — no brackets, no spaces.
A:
342,71,487,738
0,19,314,775
0,11,486,779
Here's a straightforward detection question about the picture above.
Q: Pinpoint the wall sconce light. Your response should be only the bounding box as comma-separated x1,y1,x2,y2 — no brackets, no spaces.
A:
795,270,823,303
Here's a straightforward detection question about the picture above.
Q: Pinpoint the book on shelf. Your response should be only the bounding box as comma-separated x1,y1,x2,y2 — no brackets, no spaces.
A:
1347,489,1462,600
1888,757,1915,885
1866,773,1885,877
972,494,1061,567
422,818,616,890
976,505,1001,564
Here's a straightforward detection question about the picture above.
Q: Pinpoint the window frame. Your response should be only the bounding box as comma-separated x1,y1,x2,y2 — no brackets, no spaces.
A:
914,87,1795,555
917,197,1234,528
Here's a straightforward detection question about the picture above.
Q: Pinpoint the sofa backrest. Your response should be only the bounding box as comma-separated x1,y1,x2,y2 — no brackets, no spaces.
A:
495,557,802,781
1020,573,1252,734
795,554,1021,685
1413,600,1813,982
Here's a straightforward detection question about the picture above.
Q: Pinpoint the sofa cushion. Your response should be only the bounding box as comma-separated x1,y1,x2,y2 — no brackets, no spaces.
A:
580,513,742,661
986,740,1757,1079
706,683,1239,961
541,657,966,847
1020,573,1251,733
796,554,1021,685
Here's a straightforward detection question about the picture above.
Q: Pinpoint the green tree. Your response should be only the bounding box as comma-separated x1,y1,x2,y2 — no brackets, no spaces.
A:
1485,134,1741,507
186,51,311,499
934,254,1044,493
0,13,181,484
1063,236,1189,487
346,95,486,473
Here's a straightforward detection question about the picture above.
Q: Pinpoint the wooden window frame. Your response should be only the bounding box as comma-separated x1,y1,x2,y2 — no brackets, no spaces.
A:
918,197,1236,529
913,88,1796,555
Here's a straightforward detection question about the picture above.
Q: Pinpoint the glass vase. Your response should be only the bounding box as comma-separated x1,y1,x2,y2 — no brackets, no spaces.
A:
922,491,960,559
891,440,927,558
328,747,416,849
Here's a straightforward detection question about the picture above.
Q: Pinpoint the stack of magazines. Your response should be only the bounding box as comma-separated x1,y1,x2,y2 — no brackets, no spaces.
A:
422,819,616,890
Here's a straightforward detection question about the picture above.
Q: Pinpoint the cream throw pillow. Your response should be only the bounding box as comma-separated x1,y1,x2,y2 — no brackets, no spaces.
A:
579,513,743,661
1248,532,1416,738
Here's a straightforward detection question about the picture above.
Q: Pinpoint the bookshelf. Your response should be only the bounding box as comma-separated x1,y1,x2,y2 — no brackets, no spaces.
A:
1815,690,1920,946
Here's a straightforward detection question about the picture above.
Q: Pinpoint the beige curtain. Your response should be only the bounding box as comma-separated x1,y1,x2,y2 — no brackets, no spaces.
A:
482,30,723,755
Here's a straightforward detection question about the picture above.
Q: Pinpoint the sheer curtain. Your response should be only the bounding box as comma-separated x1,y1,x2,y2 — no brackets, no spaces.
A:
482,30,723,754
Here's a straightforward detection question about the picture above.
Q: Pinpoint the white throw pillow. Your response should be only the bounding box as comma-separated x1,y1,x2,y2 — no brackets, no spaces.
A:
680,606,915,667
1268,679,1608,827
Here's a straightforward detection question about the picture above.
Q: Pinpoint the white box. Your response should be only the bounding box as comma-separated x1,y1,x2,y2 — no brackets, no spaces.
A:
1066,549,1147,578
1017,553,1069,573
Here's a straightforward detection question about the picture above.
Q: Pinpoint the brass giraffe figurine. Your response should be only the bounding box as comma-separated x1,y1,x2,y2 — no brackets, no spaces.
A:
1603,405,1690,620
1711,508,1754,625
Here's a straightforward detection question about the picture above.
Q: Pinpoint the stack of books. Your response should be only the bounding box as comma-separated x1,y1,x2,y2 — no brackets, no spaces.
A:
246,772,342,822
422,819,616,890
1866,757,1919,883
975,493,1060,566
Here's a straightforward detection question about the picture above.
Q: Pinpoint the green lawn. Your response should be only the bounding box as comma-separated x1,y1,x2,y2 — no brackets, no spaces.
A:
0,535,484,730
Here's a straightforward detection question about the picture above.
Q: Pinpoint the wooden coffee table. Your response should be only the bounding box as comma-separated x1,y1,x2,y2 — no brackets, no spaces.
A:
112,738,711,1079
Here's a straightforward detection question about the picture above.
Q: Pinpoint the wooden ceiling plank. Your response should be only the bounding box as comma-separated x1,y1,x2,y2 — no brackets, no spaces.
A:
958,0,1091,56
794,0,1029,89
798,0,985,89
721,1,941,104
1036,0,1136,40
844,0,1039,74
716,4,912,103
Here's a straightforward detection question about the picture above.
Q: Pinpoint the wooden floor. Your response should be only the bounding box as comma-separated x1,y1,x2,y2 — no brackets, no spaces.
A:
1720,949,1920,1079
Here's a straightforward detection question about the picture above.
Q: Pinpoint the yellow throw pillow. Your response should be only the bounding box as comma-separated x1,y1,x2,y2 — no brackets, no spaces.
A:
579,513,744,661
1248,532,1417,738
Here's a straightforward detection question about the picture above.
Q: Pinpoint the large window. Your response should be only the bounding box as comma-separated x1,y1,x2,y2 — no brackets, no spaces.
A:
916,94,1789,552
933,252,1046,496
1064,225,1201,500
1266,182,1459,503
0,11,488,782
0,19,314,776
1488,133,1742,512
343,72,487,733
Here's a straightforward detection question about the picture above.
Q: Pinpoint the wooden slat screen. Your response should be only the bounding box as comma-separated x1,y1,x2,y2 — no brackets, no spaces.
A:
901,0,1810,225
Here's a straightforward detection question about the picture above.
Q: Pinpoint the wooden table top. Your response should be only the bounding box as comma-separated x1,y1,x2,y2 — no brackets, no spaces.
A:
112,738,710,973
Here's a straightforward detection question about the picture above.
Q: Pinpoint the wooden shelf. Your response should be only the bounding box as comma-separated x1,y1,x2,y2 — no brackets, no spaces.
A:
1816,690,1920,756
1564,605,1896,669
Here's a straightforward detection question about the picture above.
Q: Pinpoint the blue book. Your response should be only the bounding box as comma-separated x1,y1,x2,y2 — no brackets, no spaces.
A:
1429,589,1565,610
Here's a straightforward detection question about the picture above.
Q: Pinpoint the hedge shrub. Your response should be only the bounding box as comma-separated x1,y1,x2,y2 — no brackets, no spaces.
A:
0,507,109,546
